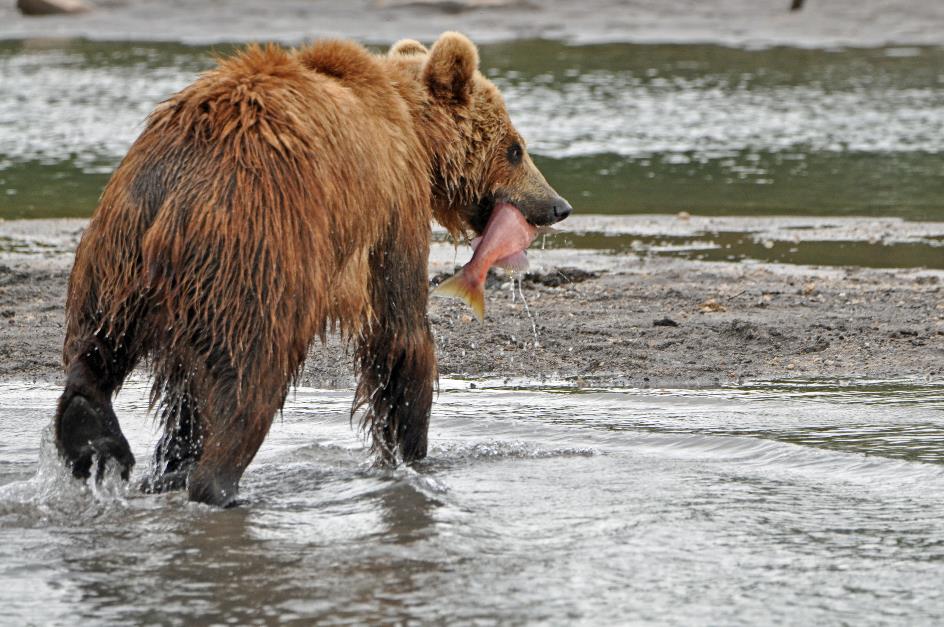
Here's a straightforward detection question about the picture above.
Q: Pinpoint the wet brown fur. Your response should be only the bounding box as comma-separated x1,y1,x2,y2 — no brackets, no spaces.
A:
58,32,566,505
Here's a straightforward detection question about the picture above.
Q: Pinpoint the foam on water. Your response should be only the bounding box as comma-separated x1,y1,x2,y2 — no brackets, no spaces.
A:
506,77,944,159
4,43,944,173
0,47,197,172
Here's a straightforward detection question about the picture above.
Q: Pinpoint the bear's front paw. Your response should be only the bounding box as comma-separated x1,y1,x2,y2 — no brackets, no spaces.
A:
57,395,135,482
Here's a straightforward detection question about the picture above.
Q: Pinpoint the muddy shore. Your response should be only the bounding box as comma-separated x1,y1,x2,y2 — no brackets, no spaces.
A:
1,217,941,389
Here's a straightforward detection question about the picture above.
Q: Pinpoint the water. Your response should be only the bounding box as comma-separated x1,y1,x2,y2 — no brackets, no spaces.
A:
1,34,942,623
1,378,943,624
2,40,944,221
542,230,944,270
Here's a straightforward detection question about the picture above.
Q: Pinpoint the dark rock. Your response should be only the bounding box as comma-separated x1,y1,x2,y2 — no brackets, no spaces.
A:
523,267,600,288
799,338,830,353
890,329,919,338
17,0,91,16
653,317,679,327
430,267,504,289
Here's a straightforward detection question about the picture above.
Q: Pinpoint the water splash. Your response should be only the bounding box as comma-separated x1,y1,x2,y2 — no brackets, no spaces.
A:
0,425,131,519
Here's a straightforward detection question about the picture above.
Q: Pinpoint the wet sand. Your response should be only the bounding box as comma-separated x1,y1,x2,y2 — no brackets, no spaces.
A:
1,217,941,388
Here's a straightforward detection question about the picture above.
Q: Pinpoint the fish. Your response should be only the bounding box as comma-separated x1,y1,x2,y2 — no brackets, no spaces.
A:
468,236,530,272
433,202,537,321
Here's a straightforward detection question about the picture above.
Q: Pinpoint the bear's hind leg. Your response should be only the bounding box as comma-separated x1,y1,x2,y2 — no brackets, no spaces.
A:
141,390,202,494
184,370,291,508
55,330,139,482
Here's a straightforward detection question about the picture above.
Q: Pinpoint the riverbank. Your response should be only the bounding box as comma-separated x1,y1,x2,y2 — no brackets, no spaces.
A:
1,217,941,388
2,0,944,48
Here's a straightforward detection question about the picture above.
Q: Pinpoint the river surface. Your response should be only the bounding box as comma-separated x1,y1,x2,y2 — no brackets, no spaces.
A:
2,39,942,272
1,378,943,625
1,39,944,222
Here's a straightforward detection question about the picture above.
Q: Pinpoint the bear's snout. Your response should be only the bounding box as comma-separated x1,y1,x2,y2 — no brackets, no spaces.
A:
516,193,573,227
551,196,572,222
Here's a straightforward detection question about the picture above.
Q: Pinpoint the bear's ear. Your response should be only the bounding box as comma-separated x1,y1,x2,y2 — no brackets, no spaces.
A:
423,31,478,104
389,39,428,58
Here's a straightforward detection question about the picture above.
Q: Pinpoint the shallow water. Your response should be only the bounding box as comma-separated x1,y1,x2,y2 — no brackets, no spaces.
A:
2,378,943,624
2,40,944,222
544,230,944,270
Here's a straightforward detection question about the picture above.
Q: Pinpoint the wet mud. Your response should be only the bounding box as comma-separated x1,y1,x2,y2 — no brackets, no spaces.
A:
1,218,940,388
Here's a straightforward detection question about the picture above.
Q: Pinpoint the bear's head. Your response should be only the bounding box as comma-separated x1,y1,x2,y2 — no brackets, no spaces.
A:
390,32,572,237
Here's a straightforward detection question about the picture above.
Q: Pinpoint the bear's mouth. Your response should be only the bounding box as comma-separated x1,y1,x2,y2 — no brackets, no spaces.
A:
467,192,566,236
467,194,537,236
467,195,497,235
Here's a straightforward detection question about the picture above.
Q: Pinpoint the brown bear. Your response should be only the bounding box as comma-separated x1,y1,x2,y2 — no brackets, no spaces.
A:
53,32,571,507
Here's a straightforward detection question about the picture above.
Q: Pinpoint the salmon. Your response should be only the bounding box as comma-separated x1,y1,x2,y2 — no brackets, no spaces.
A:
433,202,537,320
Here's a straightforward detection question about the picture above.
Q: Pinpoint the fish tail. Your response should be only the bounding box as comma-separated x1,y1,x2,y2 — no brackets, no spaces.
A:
432,272,485,321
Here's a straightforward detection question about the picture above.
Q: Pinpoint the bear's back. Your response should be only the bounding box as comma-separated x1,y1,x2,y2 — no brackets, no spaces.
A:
128,41,430,270
148,42,419,177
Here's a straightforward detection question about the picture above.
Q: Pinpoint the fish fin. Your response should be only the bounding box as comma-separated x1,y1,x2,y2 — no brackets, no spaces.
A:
494,251,530,273
432,273,485,321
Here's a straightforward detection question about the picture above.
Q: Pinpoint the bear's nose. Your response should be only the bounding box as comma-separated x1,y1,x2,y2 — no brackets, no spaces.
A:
552,197,572,222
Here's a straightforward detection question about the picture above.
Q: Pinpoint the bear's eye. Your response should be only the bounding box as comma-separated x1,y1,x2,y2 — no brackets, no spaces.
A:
507,143,523,165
